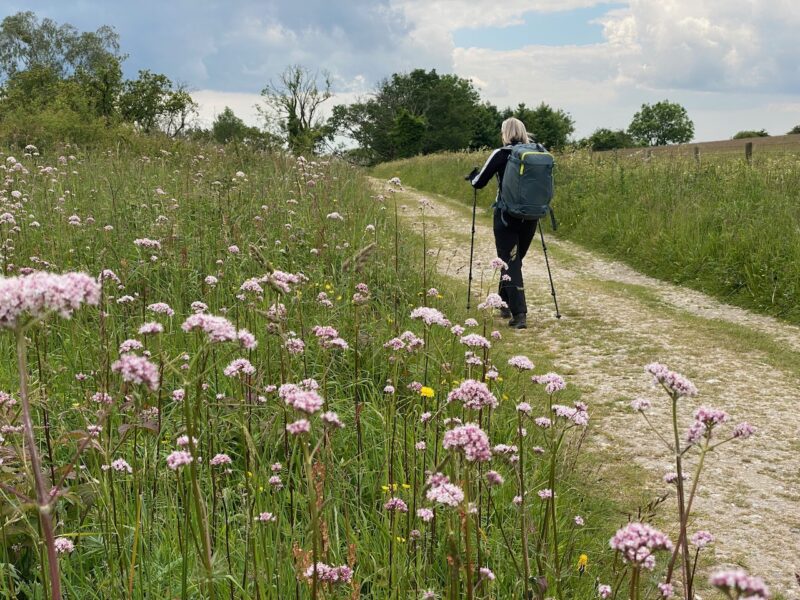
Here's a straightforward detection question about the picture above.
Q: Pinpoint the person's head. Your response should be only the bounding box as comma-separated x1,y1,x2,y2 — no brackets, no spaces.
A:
501,117,529,145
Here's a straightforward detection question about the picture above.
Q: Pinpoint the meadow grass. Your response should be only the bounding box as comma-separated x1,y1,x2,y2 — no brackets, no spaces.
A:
0,139,636,599
372,149,800,324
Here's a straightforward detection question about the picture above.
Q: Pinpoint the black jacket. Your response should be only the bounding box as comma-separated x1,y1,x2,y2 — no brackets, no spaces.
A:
470,143,519,192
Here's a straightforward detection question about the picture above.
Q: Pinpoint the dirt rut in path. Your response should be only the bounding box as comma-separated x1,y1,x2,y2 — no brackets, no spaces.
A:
373,178,800,598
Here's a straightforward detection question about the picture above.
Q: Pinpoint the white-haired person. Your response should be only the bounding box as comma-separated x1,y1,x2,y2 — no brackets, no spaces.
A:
467,117,539,329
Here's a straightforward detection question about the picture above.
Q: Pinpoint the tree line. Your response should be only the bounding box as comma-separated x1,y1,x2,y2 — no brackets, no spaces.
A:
2,11,798,159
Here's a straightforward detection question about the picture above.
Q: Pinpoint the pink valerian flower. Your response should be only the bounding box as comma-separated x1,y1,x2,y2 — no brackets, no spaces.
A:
535,417,552,428
204,275,218,287
269,475,283,490
417,508,434,522
313,325,339,339
663,472,687,484
463,318,478,328
322,336,349,351
321,411,344,429
485,471,504,486
147,302,174,317
286,419,311,435
176,435,199,447
133,238,160,250
450,324,465,337
709,569,769,599
239,278,264,294
459,333,491,349
266,270,305,295
326,211,344,221
409,306,450,327
138,321,164,335
691,530,714,548
0,272,101,329
574,515,585,526
54,537,75,554
256,512,276,523
531,372,566,394
512,495,523,506
279,384,324,414
686,421,707,445
426,287,439,297
508,355,534,370
598,584,612,599
408,381,423,393
119,339,143,354
116,295,135,304
658,583,674,598
91,392,113,405
223,358,255,378
227,245,240,254
266,303,287,322
552,403,589,426
303,563,353,584
477,292,507,311
166,450,193,470
538,489,553,499
98,269,121,285
478,567,495,581
384,497,409,513
399,330,424,351
489,257,508,270
110,458,133,473
210,453,232,466
645,363,698,397
631,398,651,412
516,402,532,415
426,473,464,507
442,423,492,462
485,367,499,380
284,337,305,354
446,379,498,410
609,522,673,570
694,406,729,427
111,354,160,391
237,329,257,350
384,385,396,395
181,313,237,343
316,292,333,308
420,411,432,423
733,422,755,439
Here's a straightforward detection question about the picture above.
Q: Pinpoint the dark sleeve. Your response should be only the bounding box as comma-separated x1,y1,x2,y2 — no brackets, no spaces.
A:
470,147,507,189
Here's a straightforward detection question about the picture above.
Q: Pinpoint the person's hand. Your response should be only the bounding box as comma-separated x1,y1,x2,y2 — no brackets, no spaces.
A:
464,166,479,181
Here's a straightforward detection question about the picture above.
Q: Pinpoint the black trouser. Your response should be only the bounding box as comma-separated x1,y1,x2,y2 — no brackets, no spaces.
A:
493,208,537,316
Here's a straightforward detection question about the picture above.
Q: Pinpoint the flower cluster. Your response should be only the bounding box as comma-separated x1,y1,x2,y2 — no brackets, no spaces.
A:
446,379,498,410
609,522,673,570
425,473,464,507
0,272,101,329
410,306,450,327
645,363,698,397
709,569,769,599
303,563,353,584
442,423,491,462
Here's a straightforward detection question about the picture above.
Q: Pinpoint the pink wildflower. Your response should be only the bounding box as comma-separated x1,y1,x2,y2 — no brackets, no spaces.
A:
417,508,434,522
631,398,651,412
111,354,160,391
442,423,492,462
181,313,237,343
138,321,163,335
321,411,344,428
508,355,534,370
598,584,612,598
531,372,566,394
384,497,408,513
691,530,714,548
609,522,673,570
110,458,132,473
709,569,769,599
257,512,276,523
446,379,498,410
645,363,698,397
459,333,491,349
0,272,100,329
410,306,450,327
210,453,232,466
426,473,464,507
119,339,143,354
223,358,255,378
147,302,174,317
485,471,504,486
733,422,755,439
166,450,193,470
280,384,324,414
286,419,311,435
54,537,75,554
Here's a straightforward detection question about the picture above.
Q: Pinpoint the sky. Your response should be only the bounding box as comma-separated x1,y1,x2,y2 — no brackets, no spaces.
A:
6,0,800,142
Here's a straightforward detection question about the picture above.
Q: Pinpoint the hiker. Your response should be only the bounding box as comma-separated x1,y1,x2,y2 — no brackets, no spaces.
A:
467,117,539,329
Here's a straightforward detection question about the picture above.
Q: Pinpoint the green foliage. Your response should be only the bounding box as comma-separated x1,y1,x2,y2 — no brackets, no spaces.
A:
0,11,121,79
586,128,637,151
374,150,800,323
259,64,332,154
327,69,485,164
732,129,769,139
512,102,575,150
786,124,800,135
119,70,197,135
628,100,694,146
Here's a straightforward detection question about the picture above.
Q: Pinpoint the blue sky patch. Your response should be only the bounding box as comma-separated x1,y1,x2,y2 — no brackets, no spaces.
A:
453,3,627,49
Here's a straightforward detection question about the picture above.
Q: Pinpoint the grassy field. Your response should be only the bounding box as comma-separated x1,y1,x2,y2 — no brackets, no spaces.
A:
0,138,642,599
372,148,800,324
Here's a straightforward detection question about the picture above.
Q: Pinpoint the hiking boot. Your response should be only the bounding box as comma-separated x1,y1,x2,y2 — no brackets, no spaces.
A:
508,314,527,329
499,307,512,319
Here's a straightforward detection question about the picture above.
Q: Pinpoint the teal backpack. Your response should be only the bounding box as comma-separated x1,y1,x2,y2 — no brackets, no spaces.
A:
499,142,556,228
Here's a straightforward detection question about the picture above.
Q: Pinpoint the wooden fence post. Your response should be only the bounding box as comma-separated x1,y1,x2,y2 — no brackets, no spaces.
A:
745,142,753,164
694,146,700,165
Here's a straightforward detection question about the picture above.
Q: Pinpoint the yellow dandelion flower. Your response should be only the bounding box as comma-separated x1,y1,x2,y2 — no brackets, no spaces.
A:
402,483,411,489
247,471,253,478
578,554,588,575
396,536,406,543
336,295,342,301
420,386,435,398
502,394,509,401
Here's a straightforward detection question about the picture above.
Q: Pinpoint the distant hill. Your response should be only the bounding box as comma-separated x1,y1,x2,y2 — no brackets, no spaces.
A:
598,133,800,158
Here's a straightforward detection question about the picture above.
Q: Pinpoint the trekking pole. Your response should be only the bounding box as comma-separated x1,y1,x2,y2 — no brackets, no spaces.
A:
538,220,561,319
466,186,477,309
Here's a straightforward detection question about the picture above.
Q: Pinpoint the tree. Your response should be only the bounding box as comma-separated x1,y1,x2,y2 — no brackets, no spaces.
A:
260,65,332,154
119,70,196,135
787,125,800,135
212,107,249,143
513,102,574,151
327,69,485,163
732,129,769,139
586,127,637,151
628,100,694,146
0,11,120,80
